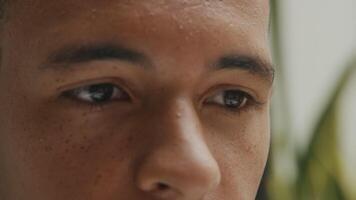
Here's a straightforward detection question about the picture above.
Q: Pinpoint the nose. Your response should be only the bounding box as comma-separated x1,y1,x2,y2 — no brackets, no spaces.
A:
135,99,221,199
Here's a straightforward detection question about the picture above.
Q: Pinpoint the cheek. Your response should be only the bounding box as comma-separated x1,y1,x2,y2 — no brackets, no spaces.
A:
204,109,270,198
0,93,141,199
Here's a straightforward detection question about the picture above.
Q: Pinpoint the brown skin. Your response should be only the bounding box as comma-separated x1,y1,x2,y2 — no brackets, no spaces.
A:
0,0,273,199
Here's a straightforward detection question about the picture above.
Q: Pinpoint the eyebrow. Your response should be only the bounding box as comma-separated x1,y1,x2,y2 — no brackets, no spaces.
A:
44,43,275,82
217,55,275,82
46,43,147,66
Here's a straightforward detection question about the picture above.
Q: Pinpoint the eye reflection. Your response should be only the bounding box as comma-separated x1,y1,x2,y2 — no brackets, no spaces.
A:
206,90,249,109
63,83,252,111
63,83,130,103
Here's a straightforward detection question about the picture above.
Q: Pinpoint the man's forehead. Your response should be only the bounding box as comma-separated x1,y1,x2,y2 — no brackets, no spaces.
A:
3,0,271,72
4,0,270,41
7,0,269,19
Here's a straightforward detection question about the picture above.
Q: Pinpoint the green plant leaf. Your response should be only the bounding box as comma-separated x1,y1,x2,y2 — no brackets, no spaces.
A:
296,54,356,200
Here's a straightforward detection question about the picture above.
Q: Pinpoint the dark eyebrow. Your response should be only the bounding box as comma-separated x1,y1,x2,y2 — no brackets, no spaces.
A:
217,55,275,82
44,43,147,67
43,43,275,82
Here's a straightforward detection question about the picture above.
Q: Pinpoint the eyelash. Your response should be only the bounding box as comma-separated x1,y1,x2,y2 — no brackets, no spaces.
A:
204,89,262,114
61,83,131,106
60,83,261,113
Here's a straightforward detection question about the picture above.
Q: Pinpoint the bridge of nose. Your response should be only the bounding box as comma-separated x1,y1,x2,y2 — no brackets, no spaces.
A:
134,98,221,199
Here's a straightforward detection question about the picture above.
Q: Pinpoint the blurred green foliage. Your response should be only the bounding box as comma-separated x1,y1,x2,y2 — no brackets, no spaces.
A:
265,0,356,199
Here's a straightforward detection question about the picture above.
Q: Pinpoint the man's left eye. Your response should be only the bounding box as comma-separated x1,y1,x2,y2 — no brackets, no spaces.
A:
63,83,130,103
205,90,249,109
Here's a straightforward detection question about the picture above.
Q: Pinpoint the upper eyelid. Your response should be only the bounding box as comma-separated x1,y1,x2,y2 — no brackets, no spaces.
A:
58,80,265,107
65,83,125,95
56,77,139,98
199,84,259,103
57,79,121,92
207,90,259,105
61,84,131,105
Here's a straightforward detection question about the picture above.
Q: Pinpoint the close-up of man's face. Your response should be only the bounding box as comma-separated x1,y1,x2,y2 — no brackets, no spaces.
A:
0,0,273,199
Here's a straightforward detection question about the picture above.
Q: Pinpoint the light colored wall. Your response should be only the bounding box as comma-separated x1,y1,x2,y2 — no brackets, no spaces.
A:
281,0,356,145
279,0,356,194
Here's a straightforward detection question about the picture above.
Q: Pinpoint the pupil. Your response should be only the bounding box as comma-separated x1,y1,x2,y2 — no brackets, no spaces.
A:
88,84,114,102
224,91,243,108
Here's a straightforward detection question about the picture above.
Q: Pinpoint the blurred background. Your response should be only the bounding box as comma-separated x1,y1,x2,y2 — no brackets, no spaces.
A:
260,0,356,199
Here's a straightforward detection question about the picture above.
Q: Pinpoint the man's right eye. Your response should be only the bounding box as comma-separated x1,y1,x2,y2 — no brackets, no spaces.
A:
63,83,131,104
